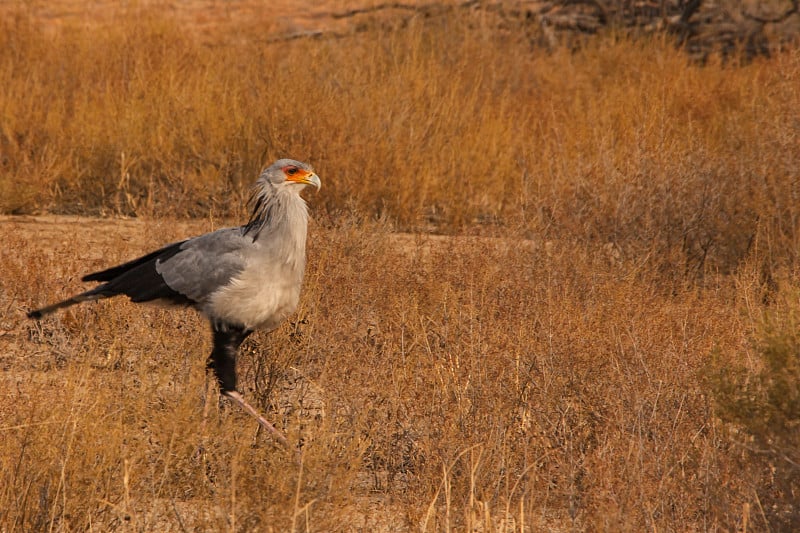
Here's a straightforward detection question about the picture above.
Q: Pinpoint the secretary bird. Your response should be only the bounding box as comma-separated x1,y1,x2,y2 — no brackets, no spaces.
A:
28,159,321,450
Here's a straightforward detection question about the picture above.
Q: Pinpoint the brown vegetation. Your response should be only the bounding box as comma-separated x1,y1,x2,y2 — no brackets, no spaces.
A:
1,2,799,531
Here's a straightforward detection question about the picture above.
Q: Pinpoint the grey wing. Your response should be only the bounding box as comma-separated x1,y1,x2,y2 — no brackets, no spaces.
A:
27,227,253,319
156,227,251,303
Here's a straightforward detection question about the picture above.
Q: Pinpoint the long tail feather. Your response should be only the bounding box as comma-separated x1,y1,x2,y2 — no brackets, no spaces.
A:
27,290,105,319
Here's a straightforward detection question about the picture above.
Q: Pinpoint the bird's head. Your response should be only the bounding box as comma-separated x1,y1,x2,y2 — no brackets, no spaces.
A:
258,159,321,192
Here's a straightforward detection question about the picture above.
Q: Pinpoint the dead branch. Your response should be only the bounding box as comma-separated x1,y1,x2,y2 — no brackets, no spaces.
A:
324,0,479,20
255,0,799,61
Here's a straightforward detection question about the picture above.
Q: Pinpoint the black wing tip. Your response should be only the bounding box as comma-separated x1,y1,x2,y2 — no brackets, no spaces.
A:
27,309,44,320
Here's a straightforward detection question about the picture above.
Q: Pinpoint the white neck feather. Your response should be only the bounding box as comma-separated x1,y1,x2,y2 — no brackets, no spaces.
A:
244,185,309,271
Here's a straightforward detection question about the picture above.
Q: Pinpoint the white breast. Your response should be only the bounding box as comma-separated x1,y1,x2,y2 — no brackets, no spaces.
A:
207,263,302,331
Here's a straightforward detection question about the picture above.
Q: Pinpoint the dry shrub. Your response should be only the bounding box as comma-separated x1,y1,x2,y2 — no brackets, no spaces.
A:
708,266,800,531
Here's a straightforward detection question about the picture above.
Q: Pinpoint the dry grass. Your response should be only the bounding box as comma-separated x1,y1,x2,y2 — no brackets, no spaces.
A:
1,3,800,531
0,217,755,531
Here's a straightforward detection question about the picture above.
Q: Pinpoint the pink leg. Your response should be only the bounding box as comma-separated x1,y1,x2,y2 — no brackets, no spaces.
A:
223,390,291,450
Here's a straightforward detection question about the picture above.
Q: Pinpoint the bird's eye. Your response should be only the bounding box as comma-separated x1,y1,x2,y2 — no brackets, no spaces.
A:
286,167,298,175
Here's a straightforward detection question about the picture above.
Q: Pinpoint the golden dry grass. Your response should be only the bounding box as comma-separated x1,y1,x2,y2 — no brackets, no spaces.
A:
0,217,749,531
1,3,800,532
2,6,799,274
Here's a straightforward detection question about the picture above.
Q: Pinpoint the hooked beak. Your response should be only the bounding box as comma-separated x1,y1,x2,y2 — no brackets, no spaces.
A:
288,170,321,191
